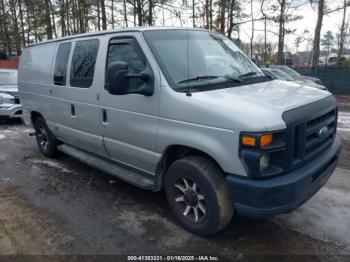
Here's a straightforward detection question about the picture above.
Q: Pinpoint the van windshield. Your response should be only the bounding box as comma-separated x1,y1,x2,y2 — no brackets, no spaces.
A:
0,70,17,86
143,30,266,92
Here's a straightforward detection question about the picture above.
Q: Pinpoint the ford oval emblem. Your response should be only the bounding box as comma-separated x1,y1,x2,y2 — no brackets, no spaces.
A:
318,126,328,138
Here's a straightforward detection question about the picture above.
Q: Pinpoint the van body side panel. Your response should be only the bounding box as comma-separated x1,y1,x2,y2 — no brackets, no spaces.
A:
99,33,161,174
18,44,56,123
57,38,107,157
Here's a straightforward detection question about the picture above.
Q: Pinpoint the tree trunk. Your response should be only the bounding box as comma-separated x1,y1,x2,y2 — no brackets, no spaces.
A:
97,0,101,31
205,0,209,29
66,0,70,35
18,0,26,48
264,16,267,64
59,0,66,36
219,0,226,34
100,0,107,30
209,0,213,30
277,0,286,64
25,0,31,45
250,0,254,58
123,0,128,27
44,0,53,39
50,0,57,38
147,0,153,25
136,0,142,26
227,0,235,38
337,0,347,65
9,0,21,54
312,0,324,68
192,0,195,27
0,0,11,54
111,0,115,29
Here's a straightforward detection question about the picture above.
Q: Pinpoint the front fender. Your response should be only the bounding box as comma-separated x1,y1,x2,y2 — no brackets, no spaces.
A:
156,118,247,177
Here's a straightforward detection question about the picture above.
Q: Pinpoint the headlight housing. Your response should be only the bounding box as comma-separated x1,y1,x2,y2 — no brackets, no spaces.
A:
0,93,15,104
239,131,286,178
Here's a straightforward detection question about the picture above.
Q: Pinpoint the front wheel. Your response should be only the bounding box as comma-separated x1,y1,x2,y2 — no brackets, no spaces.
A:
165,156,234,236
34,117,59,158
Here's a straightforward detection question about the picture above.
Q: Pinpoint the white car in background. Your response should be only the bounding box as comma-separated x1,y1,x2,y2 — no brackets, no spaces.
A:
0,68,22,119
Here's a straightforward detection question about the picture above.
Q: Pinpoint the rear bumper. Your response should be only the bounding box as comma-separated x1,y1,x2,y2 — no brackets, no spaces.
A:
0,103,23,118
226,136,341,218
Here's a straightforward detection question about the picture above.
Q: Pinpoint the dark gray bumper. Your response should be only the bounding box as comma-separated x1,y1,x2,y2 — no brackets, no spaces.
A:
226,136,341,218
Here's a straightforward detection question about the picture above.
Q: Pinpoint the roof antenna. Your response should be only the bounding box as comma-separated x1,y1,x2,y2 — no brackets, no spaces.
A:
186,18,192,97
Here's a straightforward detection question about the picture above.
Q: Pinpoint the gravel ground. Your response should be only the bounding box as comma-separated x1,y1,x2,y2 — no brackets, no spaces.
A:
0,114,349,260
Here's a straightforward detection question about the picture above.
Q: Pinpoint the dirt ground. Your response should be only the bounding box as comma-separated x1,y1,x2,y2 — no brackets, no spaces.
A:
0,108,349,260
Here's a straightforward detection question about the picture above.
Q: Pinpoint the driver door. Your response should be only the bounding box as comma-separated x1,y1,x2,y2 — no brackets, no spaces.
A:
99,34,160,175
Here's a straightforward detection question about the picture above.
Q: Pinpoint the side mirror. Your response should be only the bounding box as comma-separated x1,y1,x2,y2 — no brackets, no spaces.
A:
106,61,154,96
106,62,129,95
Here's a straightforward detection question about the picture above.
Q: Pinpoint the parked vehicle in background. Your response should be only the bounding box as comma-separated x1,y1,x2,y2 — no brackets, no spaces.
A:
261,68,294,81
0,68,22,119
19,27,340,236
270,65,324,85
261,67,327,90
326,55,350,66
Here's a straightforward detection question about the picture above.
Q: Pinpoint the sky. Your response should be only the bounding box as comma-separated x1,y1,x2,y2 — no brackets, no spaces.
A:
154,0,347,53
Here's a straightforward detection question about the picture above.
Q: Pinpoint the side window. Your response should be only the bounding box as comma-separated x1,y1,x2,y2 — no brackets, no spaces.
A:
107,42,146,73
70,39,99,88
54,42,71,86
106,40,146,91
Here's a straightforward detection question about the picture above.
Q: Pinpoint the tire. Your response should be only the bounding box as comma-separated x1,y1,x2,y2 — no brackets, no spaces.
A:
165,155,234,237
34,117,59,158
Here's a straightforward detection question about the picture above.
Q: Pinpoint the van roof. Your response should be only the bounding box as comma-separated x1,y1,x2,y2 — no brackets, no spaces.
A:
28,27,208,47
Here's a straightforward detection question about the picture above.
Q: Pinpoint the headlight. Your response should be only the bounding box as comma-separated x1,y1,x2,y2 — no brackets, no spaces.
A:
240,131,286,178
0,93,15,104
260,154,270,172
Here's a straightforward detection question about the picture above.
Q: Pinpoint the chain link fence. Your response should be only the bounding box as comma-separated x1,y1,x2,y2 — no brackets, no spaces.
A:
296,67,350,96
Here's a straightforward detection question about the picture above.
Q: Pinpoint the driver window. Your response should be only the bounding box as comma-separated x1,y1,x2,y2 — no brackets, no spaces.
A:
107,42,146,73
106,40,147,91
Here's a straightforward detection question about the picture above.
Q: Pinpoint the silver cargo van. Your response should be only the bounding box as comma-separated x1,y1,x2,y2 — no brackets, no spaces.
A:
18,27,341,236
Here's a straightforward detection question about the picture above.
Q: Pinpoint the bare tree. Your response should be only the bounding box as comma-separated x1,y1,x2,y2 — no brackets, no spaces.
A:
311,0,325,68
250,0,254,58
100,0,107,30
337,0,350,64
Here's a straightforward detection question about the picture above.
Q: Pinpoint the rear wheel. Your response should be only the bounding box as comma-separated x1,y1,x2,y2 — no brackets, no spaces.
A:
165,156,234,236
34,117,59,157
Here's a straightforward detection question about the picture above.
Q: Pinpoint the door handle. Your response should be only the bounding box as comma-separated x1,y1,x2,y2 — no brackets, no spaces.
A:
102,109,107,123
70,104,75,116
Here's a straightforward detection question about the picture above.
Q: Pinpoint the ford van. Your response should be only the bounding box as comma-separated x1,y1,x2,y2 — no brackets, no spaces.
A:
18,27,341,236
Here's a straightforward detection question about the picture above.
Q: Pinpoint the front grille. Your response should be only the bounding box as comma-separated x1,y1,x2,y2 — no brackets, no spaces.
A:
283,96,338,172
294,109,336,163
304,109,336,158
4,91,20,104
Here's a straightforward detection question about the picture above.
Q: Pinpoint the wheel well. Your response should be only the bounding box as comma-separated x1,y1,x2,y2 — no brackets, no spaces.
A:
31,111,43,126
154,145,223,191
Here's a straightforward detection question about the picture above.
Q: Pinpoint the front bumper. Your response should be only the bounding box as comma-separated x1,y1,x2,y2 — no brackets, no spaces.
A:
226,136,341,218
0,103,23,118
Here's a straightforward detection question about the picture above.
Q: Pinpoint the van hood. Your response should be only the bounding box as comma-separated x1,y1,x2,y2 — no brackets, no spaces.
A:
184,80,332,131
195,80,330,111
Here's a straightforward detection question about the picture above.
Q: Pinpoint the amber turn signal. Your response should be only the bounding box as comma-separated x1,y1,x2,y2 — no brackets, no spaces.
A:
242,136,256,147
260,134,273,148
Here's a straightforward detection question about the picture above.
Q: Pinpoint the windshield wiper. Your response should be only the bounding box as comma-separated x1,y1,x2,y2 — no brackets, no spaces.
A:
177,75,242,85
239,72,258,79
